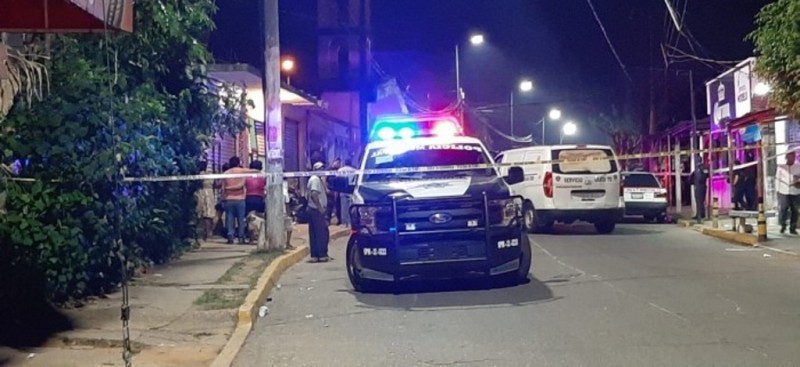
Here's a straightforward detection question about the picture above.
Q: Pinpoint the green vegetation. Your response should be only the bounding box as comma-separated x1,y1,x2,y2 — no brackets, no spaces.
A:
0,0,249,305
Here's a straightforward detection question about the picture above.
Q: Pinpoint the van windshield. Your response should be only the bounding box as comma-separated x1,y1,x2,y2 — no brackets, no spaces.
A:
552,148,617,174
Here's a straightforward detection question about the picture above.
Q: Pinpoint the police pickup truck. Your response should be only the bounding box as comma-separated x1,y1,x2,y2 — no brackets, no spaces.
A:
328,114,531,292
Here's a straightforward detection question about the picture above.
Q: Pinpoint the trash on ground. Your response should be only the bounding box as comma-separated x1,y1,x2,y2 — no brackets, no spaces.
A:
305,314,314,319
26,353,36,359
259,305,269,318
763,253,772,257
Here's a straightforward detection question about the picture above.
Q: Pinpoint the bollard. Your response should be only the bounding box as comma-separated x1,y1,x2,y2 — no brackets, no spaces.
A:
757,203,768,242
712,197,719,229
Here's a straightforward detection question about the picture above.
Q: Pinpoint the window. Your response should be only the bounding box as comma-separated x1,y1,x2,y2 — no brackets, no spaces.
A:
623,174,660,188
552,149,617,174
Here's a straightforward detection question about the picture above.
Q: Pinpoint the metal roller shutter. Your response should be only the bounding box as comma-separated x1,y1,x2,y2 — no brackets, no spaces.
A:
284,119,300,172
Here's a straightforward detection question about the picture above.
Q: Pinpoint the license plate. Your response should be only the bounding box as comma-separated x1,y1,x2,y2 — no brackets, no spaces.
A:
632,193,644,199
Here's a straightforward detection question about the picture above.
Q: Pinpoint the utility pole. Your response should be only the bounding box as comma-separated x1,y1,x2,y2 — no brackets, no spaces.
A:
689,69,699,217
455,44,463,120
359,0,369,144
262,0,286,251
510,91,514,137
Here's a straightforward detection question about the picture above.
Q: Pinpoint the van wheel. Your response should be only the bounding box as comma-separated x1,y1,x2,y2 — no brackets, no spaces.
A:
346,238,381,293
523,202,536,233
594,221,616,234
655,214,666,223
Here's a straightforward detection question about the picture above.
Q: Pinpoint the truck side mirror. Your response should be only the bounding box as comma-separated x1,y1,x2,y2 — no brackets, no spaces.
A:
327,175,356,194
505,166,524,185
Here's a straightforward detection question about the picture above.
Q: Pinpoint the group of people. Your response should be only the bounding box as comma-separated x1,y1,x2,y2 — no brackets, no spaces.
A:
194,155,356,260
195,156,284,245
689,149,800,234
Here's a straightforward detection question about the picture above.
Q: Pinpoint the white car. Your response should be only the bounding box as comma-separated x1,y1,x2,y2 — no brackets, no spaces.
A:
496,144,625,234
622,172,668,222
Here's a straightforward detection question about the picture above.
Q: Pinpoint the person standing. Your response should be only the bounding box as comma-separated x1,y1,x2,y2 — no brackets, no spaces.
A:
776,150,800,234
194,160,217,240
223,157,249,244
338,159,356,227
245,160,266,216
307,162,330,262
326,158,341,224
742,151,758,210
689,156,709,222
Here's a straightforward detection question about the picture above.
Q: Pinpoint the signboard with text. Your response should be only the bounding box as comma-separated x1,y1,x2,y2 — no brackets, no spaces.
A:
706,58,760,129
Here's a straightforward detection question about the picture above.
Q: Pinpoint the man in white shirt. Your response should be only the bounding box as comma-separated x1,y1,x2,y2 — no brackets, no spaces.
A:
307,162,330,262
776,150,800,234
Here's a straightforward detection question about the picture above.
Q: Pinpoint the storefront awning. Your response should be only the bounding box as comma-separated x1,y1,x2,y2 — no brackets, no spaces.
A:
0,0,133,32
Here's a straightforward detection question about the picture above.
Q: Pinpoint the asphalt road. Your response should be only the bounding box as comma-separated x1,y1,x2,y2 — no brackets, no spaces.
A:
233,223,800,367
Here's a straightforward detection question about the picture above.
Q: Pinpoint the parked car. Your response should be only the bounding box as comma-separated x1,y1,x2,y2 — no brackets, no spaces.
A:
622,171,668,223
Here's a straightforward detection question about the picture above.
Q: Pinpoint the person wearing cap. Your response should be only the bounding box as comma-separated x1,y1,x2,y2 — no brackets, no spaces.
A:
307,161,330,262
777,150,800,234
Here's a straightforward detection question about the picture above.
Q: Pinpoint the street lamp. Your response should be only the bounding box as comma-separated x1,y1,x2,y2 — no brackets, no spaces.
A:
560,121,578,144
548,108,562,121
538,108,562,145
281,57,296,85
519,79,534,92
469,34,485,46
753,82,771,96
455,33,485,105
510,79,534,137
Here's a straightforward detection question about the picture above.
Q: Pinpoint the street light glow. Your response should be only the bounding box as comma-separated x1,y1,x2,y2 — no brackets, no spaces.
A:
281,58,295,72
549,108,562,120
469,34,485,46
562,121,578,136
519,80,534,92
753,82,771,96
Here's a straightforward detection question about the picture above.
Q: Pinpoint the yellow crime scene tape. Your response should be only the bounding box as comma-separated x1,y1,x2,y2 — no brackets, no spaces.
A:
2,143,798,183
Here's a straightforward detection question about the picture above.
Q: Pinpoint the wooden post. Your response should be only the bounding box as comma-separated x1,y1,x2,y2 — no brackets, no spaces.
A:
712,197,719,229
674,142,682,215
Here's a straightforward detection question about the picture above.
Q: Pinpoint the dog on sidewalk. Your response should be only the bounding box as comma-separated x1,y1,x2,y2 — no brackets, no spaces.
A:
247,212,266,248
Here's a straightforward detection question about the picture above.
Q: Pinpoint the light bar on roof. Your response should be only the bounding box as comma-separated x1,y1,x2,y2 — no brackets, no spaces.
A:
369,114,462,141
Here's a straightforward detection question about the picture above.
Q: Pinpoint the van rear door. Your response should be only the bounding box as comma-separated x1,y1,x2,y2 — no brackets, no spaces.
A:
550,148,620,209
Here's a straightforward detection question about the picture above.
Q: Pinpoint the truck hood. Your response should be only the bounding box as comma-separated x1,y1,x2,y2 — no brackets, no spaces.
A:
356,175,510,204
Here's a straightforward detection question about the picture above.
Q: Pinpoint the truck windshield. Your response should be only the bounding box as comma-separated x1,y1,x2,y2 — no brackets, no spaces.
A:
363,143,494,182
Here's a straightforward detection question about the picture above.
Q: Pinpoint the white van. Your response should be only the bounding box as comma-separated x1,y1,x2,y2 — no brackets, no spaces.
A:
496,144,625,234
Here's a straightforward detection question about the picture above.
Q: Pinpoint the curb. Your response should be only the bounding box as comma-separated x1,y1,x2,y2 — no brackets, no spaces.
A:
677,219,760,246
678,220,800,256
210,228,350,367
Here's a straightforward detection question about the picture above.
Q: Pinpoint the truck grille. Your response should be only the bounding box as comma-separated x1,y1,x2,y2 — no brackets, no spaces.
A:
397,237,487,264
396,199,485,232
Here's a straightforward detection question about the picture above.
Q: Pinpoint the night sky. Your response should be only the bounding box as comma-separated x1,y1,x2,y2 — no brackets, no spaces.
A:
210,0,774,143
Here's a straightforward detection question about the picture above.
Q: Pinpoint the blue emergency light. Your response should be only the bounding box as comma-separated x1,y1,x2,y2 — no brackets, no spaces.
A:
370,114,462,141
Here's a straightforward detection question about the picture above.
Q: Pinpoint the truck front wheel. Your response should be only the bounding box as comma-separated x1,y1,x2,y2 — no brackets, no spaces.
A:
346,238,382,293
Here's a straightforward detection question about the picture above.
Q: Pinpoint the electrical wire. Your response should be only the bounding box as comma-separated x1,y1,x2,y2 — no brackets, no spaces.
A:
585,0,632,82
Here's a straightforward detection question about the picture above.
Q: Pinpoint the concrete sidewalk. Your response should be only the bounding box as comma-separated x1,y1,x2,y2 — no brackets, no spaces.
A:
679,216,800,256
0,224,349,367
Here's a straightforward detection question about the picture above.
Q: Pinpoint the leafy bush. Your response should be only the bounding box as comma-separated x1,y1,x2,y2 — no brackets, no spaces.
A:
0,0,248,304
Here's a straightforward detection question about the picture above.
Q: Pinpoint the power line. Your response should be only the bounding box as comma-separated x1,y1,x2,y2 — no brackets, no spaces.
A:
585,0,632,82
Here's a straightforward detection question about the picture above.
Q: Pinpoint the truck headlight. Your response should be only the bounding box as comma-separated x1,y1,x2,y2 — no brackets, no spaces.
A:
351,205,391,235
489,197,523,226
